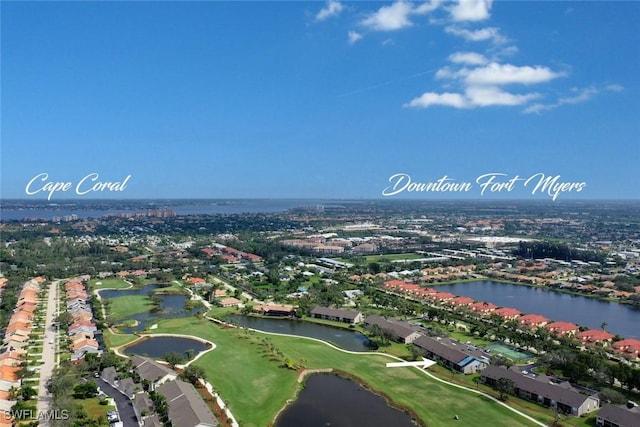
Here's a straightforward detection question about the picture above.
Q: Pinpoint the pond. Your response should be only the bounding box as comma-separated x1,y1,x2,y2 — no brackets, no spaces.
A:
433,281,640,338
225,315,376,352
276,373,418,427
97,284,204,333
123,336,210,358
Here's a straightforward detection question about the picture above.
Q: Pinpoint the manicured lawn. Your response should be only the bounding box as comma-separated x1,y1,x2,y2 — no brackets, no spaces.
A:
89,278,132,290
107,294,154,320
150,317,544,427
78,397,114,426
103,329,138,348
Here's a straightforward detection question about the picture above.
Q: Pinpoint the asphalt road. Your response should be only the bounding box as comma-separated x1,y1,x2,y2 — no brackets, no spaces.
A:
94,377,138,427
35,280,59,425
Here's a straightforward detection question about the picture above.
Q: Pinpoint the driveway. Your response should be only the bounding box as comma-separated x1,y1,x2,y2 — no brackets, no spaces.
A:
94,377,138,427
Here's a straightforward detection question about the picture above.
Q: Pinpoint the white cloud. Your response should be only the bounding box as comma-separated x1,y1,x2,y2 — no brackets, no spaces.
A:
414,0,445,15
404,92,469,108
524,85,622,114
405,85,539,109
445,26,505,44
465,85,540,106
348,30,363,45
449,0,493,22
360,0,444,32
448,51,488,65
316,0,344,22
361,1,414,31
465,63,563,86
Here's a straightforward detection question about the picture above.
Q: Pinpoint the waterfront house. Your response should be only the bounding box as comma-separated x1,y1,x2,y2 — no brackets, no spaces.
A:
518,314,550,329
217,297,242,308
469,302,497,315
612,339,640,359
493,307,522,321
253,304,295,317
545,321,579,337
577,330,615,346
310,306,364,324
596,403,640,427
481,365,599,416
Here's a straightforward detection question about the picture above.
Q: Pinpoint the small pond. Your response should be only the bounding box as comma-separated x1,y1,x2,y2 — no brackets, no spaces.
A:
225,315,376,352
124,336,210,358
276,373,418,427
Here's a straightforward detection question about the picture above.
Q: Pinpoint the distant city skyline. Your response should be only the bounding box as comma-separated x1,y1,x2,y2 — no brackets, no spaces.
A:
2,1,639,200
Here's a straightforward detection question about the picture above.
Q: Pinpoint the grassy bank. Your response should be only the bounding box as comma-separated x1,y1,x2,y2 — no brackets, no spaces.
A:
149,317,544,427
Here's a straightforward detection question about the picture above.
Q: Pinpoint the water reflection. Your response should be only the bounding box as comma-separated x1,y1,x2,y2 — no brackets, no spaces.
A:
226,315,376,352
276,374,417,427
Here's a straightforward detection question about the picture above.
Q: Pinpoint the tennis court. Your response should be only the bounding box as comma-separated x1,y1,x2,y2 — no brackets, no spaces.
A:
485,342,532,361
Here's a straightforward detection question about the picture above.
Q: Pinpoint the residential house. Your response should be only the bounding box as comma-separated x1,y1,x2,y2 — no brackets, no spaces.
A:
217,297,242,308
577,330,615,346
133,392,155,421
310,306,364,324
518,314,550,329
413,336,488,374
253,304,295,317
481,365,599,416
493,307,522,321
101,367,118,385
117,377,139,399
131,355,177,390
612,339,640,359
363,315,421,344
155,380,219,427
596,403,640,427
545,322,579,337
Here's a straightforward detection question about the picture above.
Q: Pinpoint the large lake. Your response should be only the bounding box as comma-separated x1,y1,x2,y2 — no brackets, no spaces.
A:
433,281,640,338
276,373,417,427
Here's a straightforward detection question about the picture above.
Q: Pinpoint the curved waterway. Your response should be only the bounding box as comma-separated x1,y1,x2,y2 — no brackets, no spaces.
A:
225,315,376,352
276,373,418,427
433,281,640,338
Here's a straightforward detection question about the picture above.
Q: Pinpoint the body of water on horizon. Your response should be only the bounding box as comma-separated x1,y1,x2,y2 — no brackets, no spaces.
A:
0,199,324,221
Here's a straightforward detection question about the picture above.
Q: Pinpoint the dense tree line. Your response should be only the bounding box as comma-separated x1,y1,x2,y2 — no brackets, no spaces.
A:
514,241,606,263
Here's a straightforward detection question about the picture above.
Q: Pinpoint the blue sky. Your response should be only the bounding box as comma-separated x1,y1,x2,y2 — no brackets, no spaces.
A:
2,1,639,200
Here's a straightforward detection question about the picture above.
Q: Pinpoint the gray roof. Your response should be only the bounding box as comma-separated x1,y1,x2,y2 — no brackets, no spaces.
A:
413,336,469,364
101,366,118,384
597,404,640,427
131,355,176,383
133,392,154,416
482,365,599,409
156,380,219,427
310,305,361,320
143,414,163,427
364,315,418,340
118,377,139,397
